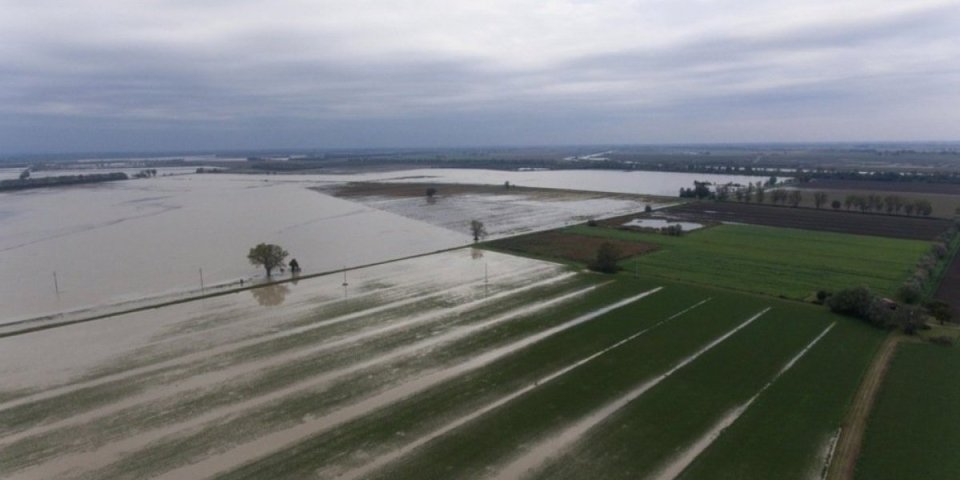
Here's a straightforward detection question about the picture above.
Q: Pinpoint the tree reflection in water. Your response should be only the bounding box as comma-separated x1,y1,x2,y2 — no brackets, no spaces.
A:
251,282,290,306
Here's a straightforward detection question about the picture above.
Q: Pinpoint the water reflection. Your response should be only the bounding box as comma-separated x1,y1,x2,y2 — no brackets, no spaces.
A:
251,282,290,306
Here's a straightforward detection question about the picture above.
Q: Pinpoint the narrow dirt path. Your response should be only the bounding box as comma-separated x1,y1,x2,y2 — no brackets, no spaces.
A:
825,334,900,480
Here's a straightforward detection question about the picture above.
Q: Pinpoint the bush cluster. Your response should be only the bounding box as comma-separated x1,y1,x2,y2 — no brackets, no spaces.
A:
827,286,928,334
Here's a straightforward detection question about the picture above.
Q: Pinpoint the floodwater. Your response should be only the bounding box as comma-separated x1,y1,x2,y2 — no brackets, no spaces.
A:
0,168,763,324
339,193,672,239
314,168,773,197
622,218,704,231
0,174,467,324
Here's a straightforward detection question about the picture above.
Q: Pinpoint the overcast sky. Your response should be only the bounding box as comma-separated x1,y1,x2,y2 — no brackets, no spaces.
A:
1,0,958,153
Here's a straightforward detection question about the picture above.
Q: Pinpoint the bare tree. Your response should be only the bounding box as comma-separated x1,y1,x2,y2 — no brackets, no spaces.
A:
813,192,828,209
788,190,803,207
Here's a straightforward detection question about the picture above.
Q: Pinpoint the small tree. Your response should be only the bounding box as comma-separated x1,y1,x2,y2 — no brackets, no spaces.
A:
425,187,437,198
470,219,487,242
19,169,30,180
788,190,803,207
813,192,828,209
248,243,289,277
831,200,842,210
896,282,922,305
590,242,621,273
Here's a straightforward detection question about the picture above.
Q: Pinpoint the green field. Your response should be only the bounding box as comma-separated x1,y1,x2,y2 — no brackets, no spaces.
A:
856,343,960,480
566,223,927,299
217,279,880,480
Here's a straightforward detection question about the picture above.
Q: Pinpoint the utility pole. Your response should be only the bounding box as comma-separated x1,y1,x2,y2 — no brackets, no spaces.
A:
342,266,349,299
199,268,205,292
484,262,489,297
53,271,60,295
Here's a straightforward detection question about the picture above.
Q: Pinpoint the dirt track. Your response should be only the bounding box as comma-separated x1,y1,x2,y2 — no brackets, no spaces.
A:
663,202,950,240
825,335,900,480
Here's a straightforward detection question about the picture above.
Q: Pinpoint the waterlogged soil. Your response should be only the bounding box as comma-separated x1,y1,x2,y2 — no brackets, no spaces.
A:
319,182,670,240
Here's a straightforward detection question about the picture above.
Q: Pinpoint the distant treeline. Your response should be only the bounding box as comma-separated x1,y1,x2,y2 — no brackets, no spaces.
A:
0,172,128,191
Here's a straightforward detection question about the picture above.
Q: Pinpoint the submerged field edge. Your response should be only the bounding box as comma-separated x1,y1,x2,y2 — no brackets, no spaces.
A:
0,244,484,339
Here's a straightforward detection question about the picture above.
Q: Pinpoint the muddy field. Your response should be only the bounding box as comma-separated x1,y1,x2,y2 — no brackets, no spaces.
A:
486,230,659,264
661,202,950,240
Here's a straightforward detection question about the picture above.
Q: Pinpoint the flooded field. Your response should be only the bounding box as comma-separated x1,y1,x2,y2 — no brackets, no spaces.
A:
322,182,673,239
623,218,704,231
317,168,770,197
2,167,759,325
0,174,466,324
0,257,879,479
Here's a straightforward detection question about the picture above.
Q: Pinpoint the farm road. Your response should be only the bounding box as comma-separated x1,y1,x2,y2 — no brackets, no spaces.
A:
825,334,900,480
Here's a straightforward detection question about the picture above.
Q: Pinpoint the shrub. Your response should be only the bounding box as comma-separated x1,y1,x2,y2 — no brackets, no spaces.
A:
816,290,831,304
589,242,622,274
896,282,923,305
925,300,953,325
828,286,874,318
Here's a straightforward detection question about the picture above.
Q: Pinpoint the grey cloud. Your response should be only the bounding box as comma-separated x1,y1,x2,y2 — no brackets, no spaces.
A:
0,1,957,153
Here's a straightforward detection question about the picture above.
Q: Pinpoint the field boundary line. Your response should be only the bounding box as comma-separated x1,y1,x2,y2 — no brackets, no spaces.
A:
337,297,712,480
651,322,837,480
0,244,495,339
141,287,663,480
487,307,771,480
825,334,900,480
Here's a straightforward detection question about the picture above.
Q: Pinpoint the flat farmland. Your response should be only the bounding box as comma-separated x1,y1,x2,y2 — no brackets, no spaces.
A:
662,201,950,240
566,223,927,300
486,230,659,264
0,248,882,480
797,179,960,195
786,187,960,219
856,343,960,480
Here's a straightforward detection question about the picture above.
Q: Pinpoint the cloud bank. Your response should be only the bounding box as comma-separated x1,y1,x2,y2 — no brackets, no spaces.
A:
1,0,958,152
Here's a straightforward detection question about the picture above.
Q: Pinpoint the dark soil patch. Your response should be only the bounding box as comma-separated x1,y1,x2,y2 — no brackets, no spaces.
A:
662,202,950,241
796,180,960,195
934,253,960,320
486,230,658,264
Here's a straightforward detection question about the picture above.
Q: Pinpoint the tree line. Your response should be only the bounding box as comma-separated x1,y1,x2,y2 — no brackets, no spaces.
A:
0,172,129,191
680,180,936,217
